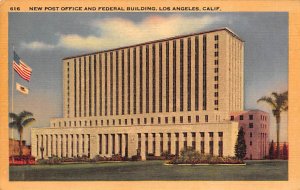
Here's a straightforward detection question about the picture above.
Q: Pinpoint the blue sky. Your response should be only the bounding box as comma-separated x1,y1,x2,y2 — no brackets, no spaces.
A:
8,12,288,144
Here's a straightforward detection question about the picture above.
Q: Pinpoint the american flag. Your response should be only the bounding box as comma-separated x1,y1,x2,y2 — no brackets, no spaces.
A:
13,51,32,81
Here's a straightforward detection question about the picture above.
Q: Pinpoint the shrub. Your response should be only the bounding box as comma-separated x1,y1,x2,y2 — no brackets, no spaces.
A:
131,155,142,161
168,147,244,164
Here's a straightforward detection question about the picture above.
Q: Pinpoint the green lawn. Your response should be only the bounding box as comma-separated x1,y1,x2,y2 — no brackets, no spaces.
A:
9,160,288,181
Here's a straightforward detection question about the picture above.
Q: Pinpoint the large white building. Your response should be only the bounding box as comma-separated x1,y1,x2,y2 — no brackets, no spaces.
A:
31,27,244,160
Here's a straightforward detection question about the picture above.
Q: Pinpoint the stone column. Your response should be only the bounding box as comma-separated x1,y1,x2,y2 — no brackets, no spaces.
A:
170,133,176,155
102,134,107,156
140,133,146,160
57,135,62,158
214,132,219,156
108,134,112,157
38,134,42,159
62,134,67,157
178,132,184,153
53,135,57,157
163,133,168,153
205,132,210,155
121,134,126,157
115,134,120,155
78,134,83,157
84,134,89,157
73,134,78,157
148,133,153,154
155,133,160,156
127,133,137,158
90,133,98,158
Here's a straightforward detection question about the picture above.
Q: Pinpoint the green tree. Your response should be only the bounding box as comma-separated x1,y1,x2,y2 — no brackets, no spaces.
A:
9,111,35,156
257,91,288,159
269,140,275,159
235,127,247,160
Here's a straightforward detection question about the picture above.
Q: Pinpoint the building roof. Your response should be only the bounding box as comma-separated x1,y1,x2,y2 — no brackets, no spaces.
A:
62,27,243,60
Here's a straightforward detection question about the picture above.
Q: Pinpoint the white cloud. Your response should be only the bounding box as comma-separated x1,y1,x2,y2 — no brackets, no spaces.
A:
22,15,221,51
21,41,55,50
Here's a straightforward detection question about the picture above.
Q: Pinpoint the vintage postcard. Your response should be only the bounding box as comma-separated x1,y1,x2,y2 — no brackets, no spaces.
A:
0,0,299,189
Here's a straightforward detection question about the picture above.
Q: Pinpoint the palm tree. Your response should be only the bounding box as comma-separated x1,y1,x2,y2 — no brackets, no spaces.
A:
257,91,288,159
9,111,36,157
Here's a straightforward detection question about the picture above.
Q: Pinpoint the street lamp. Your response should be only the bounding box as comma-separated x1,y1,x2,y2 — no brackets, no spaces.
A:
40,146,44,159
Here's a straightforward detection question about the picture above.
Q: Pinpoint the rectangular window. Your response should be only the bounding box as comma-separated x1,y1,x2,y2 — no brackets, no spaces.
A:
214,76,219,81
214,60,218,65
250,132,252,138
122,50,125,115
127,49,131,115
133,48,137,114
125,119,127,125
188,116,191,123
99,134,102,154
115,52,119,115
146,45,150,113
180,116,183,123
215,43,219,49
166,42,169,112
79,58,82,117
139,46,143,113
195,36,199,111
144,118,147,124
249,123,254,128
105,134,108,154
240,115,244,120
249,115,253,120
187,38,191,111
151,117,154,124
131,118,134,125
172,117,175,124
159,43,163,113
203,35,207,110
110,52,113,115
230,116,234,121
214,84,219,89
196,115,200,123
138,118,140,124
218,141,223,157
84,57,87,117
214,100,218,105
214,92,218,97
152,44,156,113
180,39,184,112
88,56,92,117
214,35,219,41
99,54,102,116
173,40,176,112
74,59,77,117
158,117,161,124
104,54,108,116
205,115,208,122
209,141,213,155
165,117,168,124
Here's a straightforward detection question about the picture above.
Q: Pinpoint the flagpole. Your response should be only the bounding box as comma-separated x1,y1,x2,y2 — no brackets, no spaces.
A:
11,45,14,140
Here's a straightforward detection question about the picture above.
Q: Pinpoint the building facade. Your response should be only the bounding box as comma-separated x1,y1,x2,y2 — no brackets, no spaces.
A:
31,28,244,160
230,110,269,159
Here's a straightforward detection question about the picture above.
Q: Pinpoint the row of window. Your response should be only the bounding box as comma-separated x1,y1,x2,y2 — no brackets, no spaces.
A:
68,35,215,118
231,114,268,121
214,35,219,111
53,115,213,127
